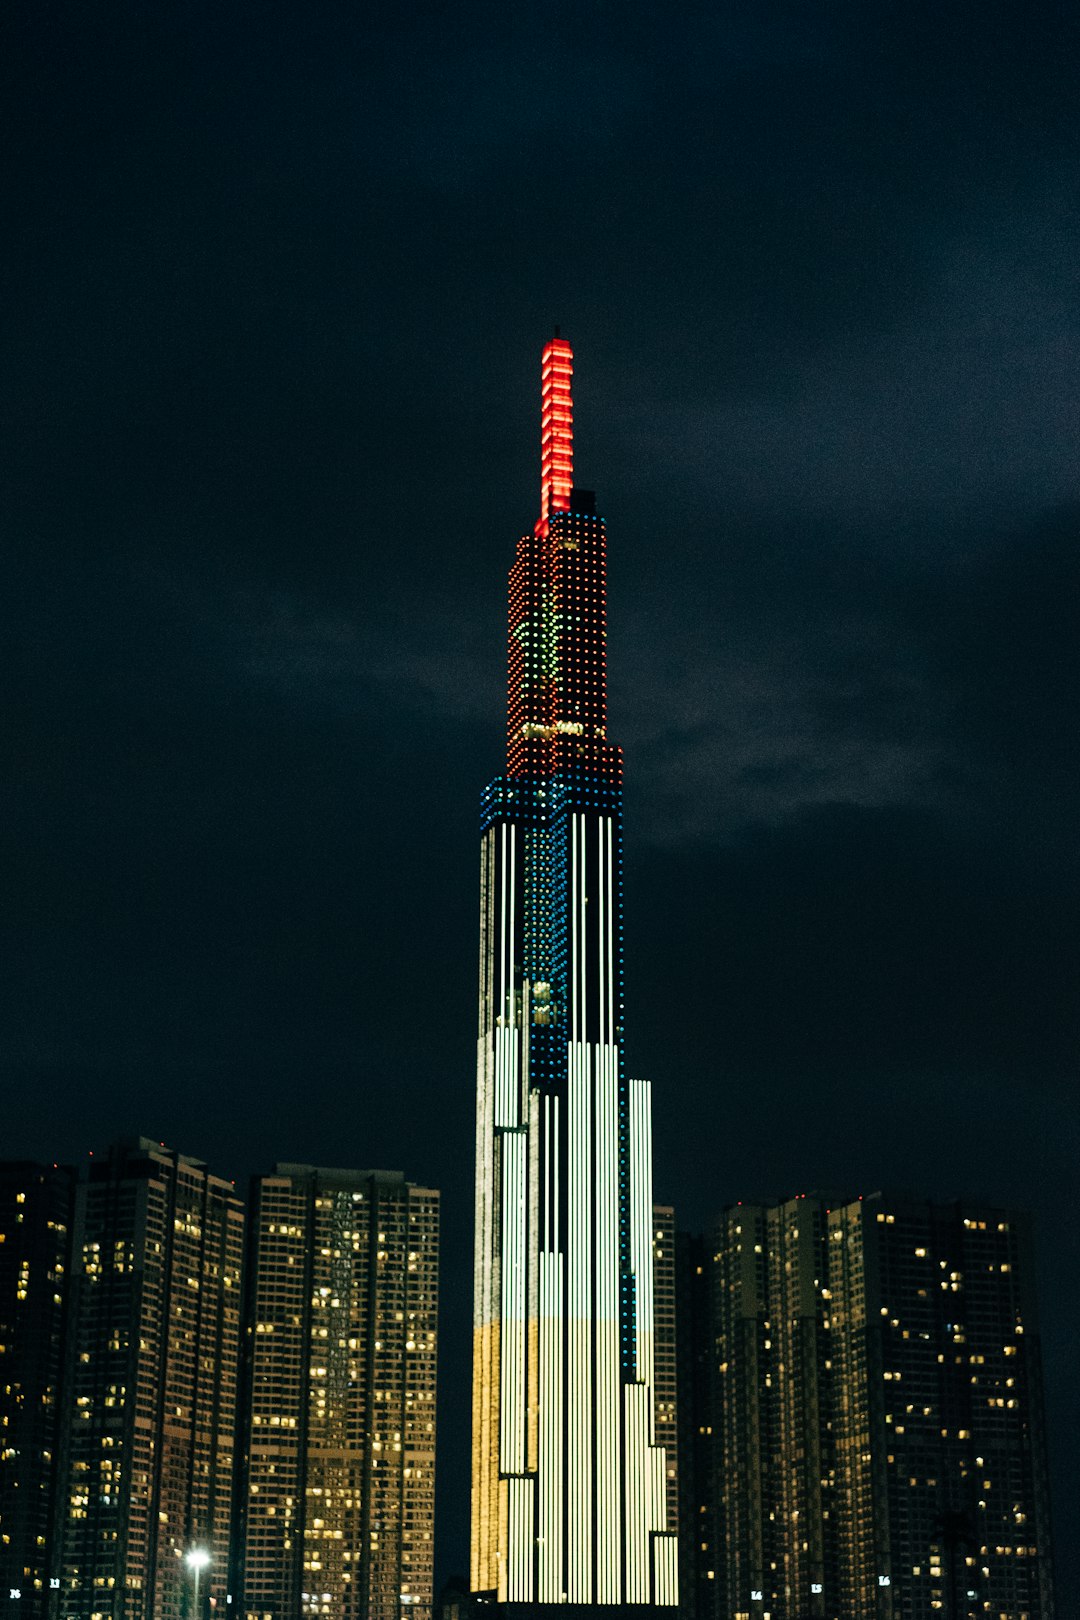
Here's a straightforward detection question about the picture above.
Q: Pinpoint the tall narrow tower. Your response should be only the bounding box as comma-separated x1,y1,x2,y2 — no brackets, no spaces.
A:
471,338,677,1614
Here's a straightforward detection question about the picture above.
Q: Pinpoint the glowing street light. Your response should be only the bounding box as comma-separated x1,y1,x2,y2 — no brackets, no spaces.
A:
185,1548,211,1617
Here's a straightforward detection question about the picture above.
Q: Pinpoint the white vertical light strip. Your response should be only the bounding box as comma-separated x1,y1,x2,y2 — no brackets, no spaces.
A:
520,978,531,1114
538,1093,564,1603
499,822,508,1032
623,1383,646,1603
526,1087,540,1478
554,1079,564,1596
538,1249,564,1602
499,1132,527,1476
624,1382,669,1604
508,820,516,1025
566,1036,593,1602
494,1027,512,1128
578,815,587,1048
552,1092,559,1263
649,1442,666,1554
594,1039,621,1604
570,813,579,1040
628,1078,655,1389
597,820,606,1050
654,1534,679,1606
494,830,521,1128
624,1074,676,1607
506,1477,534,1601
605,817,615,1046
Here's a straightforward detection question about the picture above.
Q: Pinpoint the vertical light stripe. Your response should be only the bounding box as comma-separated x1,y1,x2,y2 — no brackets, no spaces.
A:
623,1383,645,1603
594,1040,621,1604
597,821,606,1049
499,822,508,1030
623,1381,669,1604
500,1131,527,1475
578,816,587,1047
566,1038,593,1602
538,1249,564,1602
507,821,516,1026
570,813,579,1040
654,1533,679,1606
628,1078,655,1388
506,1477,534,1601
526,1088,540,1477
605,817,614,1046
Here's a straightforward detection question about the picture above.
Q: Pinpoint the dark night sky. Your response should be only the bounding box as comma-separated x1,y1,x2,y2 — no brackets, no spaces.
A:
3,0,1078,1591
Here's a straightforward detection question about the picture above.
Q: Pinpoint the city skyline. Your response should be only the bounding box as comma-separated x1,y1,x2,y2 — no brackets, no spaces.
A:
5,0,1078,1599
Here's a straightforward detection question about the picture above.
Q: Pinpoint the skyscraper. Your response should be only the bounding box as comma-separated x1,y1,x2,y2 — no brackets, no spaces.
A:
0,1162,75,1618
471,336,677,1612
827,1193,1055,1620
236,1166,439,1620
55,1139,244,1620
686,1191,1055,1620
704,1195,837,1619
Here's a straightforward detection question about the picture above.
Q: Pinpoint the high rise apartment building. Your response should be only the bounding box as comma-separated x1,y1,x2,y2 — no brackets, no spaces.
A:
471,336,677,1611
697,1198,834,1616
0,1163,75,1618
827,1193,1054,1620
236,1166,438,1620
54,1140,244,1620
687,1192,1054,1620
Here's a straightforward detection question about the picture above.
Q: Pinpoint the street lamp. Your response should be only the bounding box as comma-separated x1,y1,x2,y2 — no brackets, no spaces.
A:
185,1547,211,1618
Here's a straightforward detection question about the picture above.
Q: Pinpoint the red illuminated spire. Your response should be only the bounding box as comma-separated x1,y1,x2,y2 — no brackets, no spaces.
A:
538,333,573,533
505,335,621,786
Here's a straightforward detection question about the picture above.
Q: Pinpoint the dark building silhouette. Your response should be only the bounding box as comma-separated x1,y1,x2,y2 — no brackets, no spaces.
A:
0,1163,76,1619
679,1192,1054,1619
435,1576,478,1620
673,1231,712,1620
827,1193,1054,1620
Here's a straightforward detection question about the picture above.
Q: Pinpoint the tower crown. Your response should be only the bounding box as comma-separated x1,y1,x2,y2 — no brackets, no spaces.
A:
507,338,620,784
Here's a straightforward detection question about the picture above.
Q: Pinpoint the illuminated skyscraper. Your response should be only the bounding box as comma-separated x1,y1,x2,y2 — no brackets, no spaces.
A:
471,336,677,1612
236,1166,439,1620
